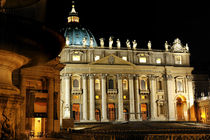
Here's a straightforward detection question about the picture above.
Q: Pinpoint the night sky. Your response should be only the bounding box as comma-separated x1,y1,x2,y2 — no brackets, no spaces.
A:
45,0,210,73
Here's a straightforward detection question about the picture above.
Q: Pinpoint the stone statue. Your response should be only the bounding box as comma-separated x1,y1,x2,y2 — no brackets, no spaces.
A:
109,37,113,49
90,37,93,48
126,39,131,48
185,43,189,52
116,39,121,49
165,41,169,51
99,38,104,48
148,41,152,50
82,37,87,47
132,40,137,50
66,37,69,46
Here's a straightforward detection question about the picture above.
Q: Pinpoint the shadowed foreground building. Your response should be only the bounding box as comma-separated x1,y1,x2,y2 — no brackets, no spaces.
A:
59,3,196,126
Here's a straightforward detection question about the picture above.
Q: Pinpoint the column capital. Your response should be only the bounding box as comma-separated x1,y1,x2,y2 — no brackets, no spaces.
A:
81,73,88,78
134,74,139,79
186,75,193,81
89,73,95,79
101,74,108,79
117,74,122,79
163,74,173,80
148,74,157,80
62,73,71,79
128,74,134,79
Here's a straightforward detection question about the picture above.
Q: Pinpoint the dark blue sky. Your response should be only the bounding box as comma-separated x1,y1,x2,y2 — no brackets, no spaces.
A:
46,0,210,73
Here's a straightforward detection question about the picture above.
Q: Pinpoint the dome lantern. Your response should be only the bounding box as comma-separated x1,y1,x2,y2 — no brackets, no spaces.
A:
68,1,79,23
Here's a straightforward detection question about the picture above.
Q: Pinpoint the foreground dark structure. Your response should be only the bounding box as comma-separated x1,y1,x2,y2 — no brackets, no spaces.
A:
62,122,210,140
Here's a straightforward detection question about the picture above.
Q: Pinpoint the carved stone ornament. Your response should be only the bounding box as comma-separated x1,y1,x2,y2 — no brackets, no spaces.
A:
101,74,108,79
108,56,115,64
163,74,173,80
171,38,184,53
70,50,84,55
148,74,156,80
186,75,193,81
89,74,95,79
117,74,122,79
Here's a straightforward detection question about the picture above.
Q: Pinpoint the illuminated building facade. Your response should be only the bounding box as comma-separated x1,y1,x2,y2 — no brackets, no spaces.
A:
59,3,196,125
193,74,210,124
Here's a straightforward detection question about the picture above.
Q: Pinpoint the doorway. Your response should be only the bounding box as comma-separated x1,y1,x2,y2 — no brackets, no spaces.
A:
72,103,80,121
176,96,187,121
108,103,116,121
123,108,129,121
141,103,148,120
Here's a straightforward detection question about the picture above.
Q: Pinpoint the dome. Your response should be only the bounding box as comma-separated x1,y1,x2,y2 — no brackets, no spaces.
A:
63,2,97,47
64,23,98,47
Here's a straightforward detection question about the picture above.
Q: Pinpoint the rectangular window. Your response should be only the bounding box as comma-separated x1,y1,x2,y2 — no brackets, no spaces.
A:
156,58,161,64
95,55,100,61
122,56,127,61
175,56,182,64
139,57,146,63
73,55,80,61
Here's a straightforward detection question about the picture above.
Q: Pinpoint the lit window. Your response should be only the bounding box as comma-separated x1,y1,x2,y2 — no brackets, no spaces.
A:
177,80,183,92
122,56,127,61
95,56,100,61
95,95,99,100
175,56,182,64
73,55,80,61
95,79,100,90
140,79,146,90
157,80,163,90
123,95,127,100
108,79,114,89
122,79,128,91
73,79,79,88
156,58,161,64
139,57,146,63
73,95,79,99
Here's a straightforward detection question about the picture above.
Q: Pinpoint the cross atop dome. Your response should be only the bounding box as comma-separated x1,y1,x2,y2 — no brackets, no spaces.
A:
68,1,79,23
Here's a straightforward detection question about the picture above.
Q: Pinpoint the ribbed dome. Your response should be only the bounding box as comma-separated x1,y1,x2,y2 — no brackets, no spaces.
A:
64,23,98,47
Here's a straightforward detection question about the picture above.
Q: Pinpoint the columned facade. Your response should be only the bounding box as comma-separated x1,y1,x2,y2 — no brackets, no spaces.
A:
89,74,96,121
82,74,88,121
117,74,124,121
63,74,71,119
128,74,135,121
101,74,108,122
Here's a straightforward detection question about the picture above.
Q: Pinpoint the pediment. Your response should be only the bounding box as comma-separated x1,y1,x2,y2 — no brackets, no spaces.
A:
90,54,135,66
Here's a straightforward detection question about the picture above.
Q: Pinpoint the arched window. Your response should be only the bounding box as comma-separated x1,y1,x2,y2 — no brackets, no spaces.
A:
123,79,128,91
157,80,163,90
73,79,79,88
109,79,114,89
95,79,100,90
177,80,183,91
140,80,146,90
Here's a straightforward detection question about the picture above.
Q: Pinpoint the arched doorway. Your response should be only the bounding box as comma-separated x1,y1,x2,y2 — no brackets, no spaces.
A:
72,103,80,121
123,108,129,121
108,103,116,121
95,109,101,121
176,96,187,121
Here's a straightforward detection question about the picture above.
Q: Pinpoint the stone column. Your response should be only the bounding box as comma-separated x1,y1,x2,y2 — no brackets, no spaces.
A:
129,74,135,121
47,78,54,133
89,74,96,121
20,77,26,133
101,74,108,122
63,74,71,119
117,74,124,121
187,75,196,121
135,75,141,120
149,75,157,120
82,74,88,121
60,75,64,128
165,74,176,120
